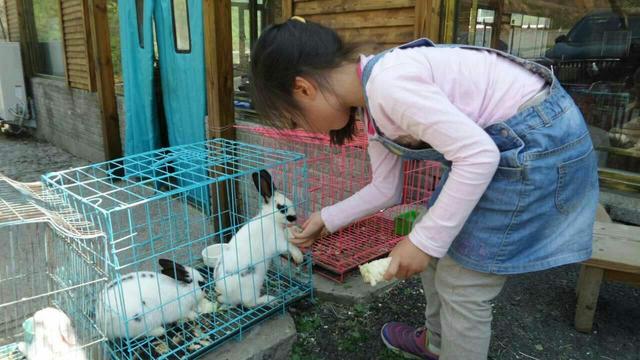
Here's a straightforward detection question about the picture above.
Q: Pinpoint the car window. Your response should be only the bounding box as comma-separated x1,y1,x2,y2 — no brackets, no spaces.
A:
570,16,623,42
629,16,640,37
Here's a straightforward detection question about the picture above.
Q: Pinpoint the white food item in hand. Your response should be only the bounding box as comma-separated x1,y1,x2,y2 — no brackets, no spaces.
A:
359,257,392,286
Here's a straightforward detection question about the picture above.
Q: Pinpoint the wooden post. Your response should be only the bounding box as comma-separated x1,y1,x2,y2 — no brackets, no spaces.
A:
280,0,291,23
203,0,234,140
575,265,604,333
489,0,503,50
414,0,428,38
87,0,122,161
415,0,444,41
203,0,234,237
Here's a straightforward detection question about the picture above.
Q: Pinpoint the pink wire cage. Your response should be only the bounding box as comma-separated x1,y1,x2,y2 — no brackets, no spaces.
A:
237,124,443,282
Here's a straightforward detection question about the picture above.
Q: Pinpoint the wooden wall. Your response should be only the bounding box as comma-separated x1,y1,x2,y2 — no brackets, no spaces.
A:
293,0,418,52
5,0,20,42
60,0,95,90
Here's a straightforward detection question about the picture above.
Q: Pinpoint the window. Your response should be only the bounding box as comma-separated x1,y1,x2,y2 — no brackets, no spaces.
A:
450,0,640,193
172,0,191,53
32,0,64,76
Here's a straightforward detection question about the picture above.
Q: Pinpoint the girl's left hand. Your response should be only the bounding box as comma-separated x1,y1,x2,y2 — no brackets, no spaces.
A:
384,238,432,281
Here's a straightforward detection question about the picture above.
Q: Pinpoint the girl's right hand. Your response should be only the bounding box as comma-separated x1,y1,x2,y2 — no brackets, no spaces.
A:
290,211,328,247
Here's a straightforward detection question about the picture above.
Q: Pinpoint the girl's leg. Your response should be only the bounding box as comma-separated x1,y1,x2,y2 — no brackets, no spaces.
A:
421,258,442,352
435,255,507,360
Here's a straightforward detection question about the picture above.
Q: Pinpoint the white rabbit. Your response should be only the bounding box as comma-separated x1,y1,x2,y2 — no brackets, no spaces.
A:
95,259,215,339
214,170,304,307
18,307,87,360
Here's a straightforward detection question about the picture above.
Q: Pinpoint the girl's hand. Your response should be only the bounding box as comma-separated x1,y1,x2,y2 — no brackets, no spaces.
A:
384,238,431,280
290,211,329,247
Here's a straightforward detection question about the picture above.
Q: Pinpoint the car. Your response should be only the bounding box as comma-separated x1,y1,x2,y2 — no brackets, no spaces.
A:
543,10,640,86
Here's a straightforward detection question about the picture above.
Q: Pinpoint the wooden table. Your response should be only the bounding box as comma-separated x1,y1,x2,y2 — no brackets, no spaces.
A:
575,221,640,332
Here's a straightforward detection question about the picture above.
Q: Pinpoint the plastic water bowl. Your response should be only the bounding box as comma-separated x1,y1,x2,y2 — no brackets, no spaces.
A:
22,317,34,344
202,244,229,268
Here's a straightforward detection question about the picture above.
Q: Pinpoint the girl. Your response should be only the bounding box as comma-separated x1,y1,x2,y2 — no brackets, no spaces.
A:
250,18,598,360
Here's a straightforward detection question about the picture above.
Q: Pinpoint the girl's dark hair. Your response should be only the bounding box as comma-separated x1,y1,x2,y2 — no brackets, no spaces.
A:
250,19,357,145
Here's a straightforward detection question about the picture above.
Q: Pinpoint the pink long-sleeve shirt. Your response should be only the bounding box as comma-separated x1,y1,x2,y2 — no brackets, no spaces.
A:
320,46,546,258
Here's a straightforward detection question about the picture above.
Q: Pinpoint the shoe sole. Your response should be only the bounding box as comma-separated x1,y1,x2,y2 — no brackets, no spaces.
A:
379,327,426,360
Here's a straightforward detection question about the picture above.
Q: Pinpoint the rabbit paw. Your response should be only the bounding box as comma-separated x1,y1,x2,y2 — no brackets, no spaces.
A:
198,298,216,314
149,326,166,337
257,295,277,305
187,311,198,321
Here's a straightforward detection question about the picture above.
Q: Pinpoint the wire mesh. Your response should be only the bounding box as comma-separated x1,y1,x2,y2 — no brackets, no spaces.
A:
0,219,107,360
37,138,313,359
237,124,443,282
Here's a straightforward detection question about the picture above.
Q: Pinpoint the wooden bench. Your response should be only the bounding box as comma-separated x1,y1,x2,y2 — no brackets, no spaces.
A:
575,221,640,332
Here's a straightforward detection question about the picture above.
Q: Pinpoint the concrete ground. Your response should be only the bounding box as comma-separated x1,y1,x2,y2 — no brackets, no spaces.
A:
2,132,639,360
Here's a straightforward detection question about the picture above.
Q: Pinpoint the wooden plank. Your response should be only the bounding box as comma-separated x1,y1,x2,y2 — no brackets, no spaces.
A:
295,0,415,16
66,57,88,66
575,265,604,333
305,8,414,30
69,80,90,89
604,269,640,287
337,25,414,44
63,17,84,27
81,0,96,91
584,221,640,273
6,0,20,41
61,0,82,9
88,0,122,160
64,37,86,46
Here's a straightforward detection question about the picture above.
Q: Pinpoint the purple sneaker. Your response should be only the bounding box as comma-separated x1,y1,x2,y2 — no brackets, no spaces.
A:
380,322,439,360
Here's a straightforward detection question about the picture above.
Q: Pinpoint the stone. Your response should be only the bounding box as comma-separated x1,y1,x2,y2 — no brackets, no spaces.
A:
201,313,297,360
314,272,399,305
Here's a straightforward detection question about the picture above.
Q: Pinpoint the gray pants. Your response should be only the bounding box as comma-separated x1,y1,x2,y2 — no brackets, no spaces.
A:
421,255,507,360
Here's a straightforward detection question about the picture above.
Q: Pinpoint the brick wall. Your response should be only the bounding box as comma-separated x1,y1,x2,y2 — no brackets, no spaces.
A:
31,77,105,162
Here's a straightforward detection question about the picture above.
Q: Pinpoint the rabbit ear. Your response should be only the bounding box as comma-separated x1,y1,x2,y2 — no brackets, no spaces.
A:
159,259,193,284
59,316,77,346
252,170,274,203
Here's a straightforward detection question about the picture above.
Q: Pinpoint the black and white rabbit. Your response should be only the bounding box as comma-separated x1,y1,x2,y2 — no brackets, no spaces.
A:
214,170,304,307
18,307,87,360
95,259,215,339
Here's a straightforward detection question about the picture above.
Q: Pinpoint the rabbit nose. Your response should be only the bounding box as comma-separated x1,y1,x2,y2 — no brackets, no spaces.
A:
286,215,297,223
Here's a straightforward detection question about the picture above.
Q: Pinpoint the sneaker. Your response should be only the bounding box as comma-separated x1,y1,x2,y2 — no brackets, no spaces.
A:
380,322,440,360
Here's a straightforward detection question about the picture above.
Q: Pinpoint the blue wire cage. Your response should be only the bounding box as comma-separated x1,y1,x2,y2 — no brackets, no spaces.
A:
39,138,313,359
0,176,105,360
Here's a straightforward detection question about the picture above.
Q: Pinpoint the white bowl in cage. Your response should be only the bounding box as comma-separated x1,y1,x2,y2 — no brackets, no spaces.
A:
202,243,229,268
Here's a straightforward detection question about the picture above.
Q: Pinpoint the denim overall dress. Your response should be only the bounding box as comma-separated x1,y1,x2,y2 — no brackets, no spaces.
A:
361,38,599,274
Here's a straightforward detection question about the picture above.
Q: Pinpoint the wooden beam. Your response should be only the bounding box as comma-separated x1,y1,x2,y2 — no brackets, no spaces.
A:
88,0,122,160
